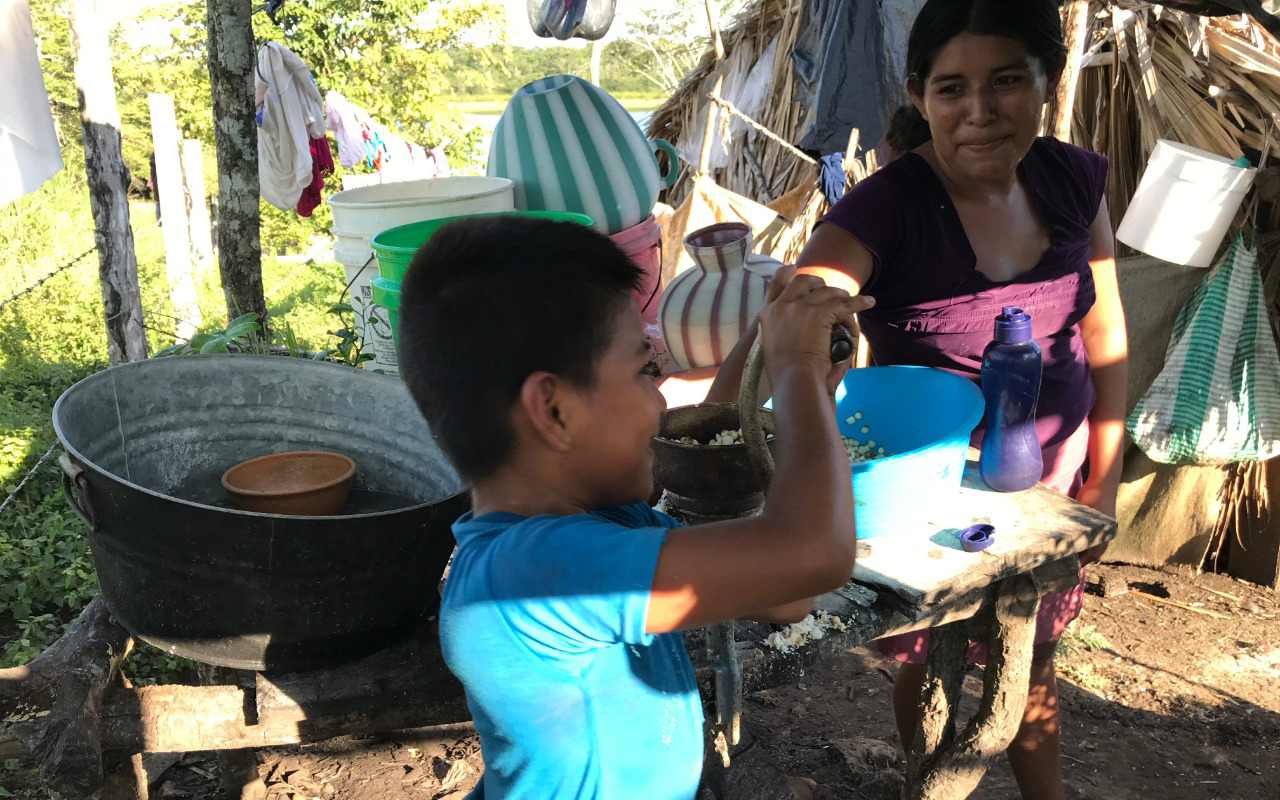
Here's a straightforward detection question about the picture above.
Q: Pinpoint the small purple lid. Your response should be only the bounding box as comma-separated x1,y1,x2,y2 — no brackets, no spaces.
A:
994,307,1032,344
956,523,995,552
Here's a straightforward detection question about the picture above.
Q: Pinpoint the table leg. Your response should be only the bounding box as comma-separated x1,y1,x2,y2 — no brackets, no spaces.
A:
707,620,742,765
906,618,971,785
906,572,1041,800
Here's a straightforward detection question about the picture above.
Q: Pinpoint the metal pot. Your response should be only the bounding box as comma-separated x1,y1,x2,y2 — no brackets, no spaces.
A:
53,354,468,671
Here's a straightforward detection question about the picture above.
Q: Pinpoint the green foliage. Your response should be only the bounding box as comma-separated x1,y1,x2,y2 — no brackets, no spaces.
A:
251,0,499,171
153,312,262,356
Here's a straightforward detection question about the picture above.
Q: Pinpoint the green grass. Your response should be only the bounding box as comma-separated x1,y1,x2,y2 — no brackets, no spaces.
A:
1057,620,1113,655
451,92,666,114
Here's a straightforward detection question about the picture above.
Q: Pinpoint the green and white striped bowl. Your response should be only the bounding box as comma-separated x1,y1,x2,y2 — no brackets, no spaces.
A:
487,75,678,235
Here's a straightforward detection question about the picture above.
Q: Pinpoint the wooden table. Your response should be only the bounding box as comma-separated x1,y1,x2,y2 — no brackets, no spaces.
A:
690,457,1114,799
0,459,1113,800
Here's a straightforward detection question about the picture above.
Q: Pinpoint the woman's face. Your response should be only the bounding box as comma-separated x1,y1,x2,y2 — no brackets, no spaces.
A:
909,33,1055,185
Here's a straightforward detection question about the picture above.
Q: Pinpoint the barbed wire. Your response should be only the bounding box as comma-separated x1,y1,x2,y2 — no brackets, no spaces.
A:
0,443,58,518
0,246,97,314
0,217,162,315
0,178,90,224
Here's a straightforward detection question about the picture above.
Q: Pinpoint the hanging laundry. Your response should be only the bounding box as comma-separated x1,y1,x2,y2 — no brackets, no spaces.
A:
819,152,847,206
361,121,387,171
383,132,412,168
324,90,372,169
296,136,334,217
427,146,451,178
372,124,394,170
256,42,325,211
1,0,64,206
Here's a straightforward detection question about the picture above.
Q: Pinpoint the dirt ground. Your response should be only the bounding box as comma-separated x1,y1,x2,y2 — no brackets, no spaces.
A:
117,563,1280,798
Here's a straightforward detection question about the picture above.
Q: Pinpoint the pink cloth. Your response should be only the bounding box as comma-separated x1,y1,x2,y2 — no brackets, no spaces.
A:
296,136,335,218
876,420,1091,664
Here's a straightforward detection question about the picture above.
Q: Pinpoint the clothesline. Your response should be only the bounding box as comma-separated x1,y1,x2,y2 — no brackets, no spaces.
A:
707,92,817,167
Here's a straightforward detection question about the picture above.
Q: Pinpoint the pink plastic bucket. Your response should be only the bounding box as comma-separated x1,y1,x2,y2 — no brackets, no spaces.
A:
610,214,663,324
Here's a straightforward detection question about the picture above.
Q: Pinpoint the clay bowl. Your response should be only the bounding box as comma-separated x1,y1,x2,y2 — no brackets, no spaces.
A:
221,451,357,516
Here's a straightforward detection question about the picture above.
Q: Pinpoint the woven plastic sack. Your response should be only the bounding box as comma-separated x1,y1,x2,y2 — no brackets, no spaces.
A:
1127,234,1280,464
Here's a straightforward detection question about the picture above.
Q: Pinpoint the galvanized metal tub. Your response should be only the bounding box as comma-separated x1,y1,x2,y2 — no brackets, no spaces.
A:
52,354,468,671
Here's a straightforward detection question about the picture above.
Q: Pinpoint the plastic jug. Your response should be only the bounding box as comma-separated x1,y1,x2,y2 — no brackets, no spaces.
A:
979,307,1043,492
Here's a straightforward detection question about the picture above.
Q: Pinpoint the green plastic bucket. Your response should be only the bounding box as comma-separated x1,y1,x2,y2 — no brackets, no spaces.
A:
370,276,401,358
369,211,594,281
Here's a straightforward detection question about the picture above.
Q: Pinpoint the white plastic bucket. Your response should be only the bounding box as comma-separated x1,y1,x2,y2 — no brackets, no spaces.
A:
1116,139,1256,268
329,177,515,372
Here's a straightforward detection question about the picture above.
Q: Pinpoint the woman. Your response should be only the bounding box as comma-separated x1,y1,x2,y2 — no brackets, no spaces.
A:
795,1,1128,797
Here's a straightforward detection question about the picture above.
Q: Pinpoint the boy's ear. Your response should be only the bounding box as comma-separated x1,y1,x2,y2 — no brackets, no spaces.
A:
518,371,574,451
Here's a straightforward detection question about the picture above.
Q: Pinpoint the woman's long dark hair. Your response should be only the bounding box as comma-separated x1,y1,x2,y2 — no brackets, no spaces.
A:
884,0,1068,155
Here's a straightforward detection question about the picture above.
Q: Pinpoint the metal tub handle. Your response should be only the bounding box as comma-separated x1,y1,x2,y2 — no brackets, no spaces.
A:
59,451,99,532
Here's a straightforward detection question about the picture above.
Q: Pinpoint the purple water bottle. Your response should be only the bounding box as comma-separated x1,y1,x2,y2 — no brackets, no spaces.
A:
979,307,1043,492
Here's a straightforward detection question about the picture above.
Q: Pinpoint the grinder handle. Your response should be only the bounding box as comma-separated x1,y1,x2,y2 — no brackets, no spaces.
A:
830,324,854,364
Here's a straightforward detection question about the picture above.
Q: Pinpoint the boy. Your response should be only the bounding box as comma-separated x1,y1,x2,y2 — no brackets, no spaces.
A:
397,216,871,798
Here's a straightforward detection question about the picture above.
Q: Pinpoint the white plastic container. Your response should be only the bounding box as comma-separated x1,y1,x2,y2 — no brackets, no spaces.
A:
1116,139,1256,268
328,177,515,372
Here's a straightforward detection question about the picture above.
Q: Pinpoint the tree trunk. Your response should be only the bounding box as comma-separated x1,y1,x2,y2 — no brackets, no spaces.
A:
1047,0,1090,142
69,0,148,365
206,0,267,329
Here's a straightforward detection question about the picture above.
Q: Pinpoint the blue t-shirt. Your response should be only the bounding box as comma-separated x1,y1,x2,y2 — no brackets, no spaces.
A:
440,503,704,799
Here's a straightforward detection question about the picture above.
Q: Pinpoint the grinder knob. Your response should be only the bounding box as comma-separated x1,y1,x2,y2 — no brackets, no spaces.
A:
830,324,854,364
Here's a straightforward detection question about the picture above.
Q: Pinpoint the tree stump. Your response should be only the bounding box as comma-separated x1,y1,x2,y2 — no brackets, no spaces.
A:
0,597,134,798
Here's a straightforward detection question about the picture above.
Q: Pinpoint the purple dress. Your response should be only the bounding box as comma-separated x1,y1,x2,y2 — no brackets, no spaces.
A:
820,137,1108,661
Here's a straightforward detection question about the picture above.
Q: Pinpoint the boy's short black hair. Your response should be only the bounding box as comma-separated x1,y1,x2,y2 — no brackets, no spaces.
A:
397,215,643,483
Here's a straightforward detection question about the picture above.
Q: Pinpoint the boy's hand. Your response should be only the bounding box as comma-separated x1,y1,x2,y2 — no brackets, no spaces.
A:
759,265,874,392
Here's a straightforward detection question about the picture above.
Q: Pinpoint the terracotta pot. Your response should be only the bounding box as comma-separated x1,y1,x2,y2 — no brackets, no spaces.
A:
657,222,781,371
609,214,663,325
221,451,356,516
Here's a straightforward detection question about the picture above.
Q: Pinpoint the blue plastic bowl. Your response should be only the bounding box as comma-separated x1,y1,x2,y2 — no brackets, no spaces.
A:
834,366,984,539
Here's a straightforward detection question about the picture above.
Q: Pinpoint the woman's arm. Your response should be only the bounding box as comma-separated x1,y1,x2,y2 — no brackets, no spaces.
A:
795,223,875,297
1076,198,1128,563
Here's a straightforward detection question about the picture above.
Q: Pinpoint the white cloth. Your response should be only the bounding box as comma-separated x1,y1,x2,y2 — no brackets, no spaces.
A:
256,42,325,210
324,90,370,169
383,132,412,169
0,0,63,206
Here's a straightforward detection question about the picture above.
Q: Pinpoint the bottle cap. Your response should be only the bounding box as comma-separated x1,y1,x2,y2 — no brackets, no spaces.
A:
955,523,995,552
994,307,1033,344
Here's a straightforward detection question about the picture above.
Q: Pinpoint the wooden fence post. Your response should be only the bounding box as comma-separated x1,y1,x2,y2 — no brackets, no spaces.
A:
149,93,201,340
206,0,268,329
183,139,215,276
68,0,148,365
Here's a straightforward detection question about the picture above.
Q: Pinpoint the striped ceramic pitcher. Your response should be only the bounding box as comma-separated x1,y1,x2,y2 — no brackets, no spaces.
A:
658,222,781,372
486,75,678,235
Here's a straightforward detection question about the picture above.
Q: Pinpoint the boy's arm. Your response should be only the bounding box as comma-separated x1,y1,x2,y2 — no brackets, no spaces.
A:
708,225,877,404
743,597,815,624
645,268,865,633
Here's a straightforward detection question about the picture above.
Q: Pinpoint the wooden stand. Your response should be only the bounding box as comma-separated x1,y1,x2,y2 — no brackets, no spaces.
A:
1,460,1113,799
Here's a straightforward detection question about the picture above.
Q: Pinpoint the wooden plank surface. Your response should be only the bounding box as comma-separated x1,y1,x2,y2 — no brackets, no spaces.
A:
852,457,1116,607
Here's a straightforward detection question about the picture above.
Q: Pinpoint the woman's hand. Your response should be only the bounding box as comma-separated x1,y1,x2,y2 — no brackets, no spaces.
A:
1075,476,1118,567
1075,476,1117,519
